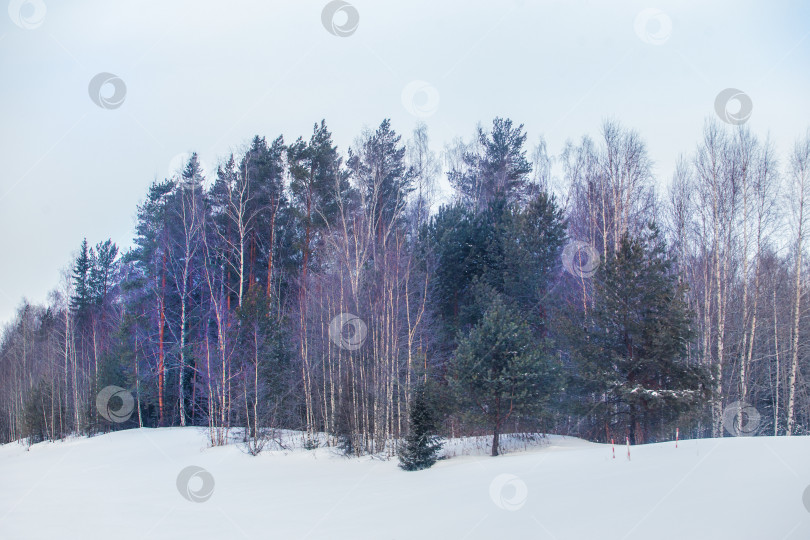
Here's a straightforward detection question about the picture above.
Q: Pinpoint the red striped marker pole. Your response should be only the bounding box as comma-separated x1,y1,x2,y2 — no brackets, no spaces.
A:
626,437,631,461
676,428,679,448
611,439,615,459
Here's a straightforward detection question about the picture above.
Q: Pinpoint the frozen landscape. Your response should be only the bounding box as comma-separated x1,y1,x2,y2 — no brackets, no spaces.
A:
2,429,809,539
3,2,810,539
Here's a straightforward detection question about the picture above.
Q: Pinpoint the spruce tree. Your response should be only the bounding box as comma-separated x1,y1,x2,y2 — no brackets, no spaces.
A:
566,225,711,444
71,238,93,314
398,383,443,471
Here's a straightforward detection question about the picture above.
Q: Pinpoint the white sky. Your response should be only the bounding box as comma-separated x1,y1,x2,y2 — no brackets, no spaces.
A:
1,0,809,326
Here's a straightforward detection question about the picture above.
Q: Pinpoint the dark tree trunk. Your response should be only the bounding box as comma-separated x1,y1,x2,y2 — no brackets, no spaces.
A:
629,404,637,445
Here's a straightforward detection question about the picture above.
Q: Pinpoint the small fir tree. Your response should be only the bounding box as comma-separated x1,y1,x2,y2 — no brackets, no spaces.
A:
398,383,443,471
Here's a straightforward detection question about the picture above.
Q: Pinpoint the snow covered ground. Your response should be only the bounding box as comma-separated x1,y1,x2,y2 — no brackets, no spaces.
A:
1,428,809,539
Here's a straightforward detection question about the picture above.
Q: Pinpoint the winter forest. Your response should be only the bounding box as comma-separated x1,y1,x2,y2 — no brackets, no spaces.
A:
3,115,810,458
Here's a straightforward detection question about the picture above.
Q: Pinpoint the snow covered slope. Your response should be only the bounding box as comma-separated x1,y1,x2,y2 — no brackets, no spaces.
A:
1,428,809,539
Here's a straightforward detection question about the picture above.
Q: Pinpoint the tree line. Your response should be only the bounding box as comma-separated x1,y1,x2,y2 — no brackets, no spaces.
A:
1,117,808,458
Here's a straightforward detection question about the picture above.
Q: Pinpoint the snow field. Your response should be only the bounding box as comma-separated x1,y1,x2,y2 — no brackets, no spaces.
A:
1,428,809,539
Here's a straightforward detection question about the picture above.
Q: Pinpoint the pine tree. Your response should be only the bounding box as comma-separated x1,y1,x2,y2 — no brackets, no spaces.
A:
398,383,443,471
424,192,565,351
348,119,414,233
240,135,286,297
453,296,561,456
287,120,350,436
129,179,175,426
448,117,532,211
89,239,119,305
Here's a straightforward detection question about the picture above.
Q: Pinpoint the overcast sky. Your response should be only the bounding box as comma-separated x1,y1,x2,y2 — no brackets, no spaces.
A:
1,0,809,326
